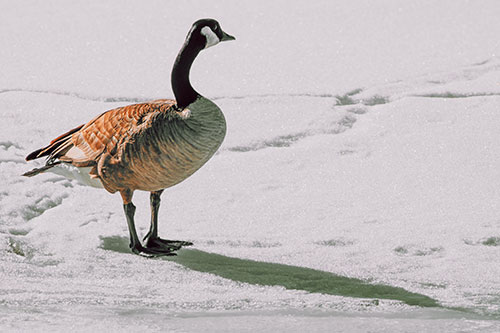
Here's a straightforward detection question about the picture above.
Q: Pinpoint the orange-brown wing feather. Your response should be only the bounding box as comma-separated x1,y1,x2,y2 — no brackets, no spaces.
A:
66,99,176,165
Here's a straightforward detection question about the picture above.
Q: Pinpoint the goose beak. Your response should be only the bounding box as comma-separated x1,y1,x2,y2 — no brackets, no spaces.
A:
221,31,235,42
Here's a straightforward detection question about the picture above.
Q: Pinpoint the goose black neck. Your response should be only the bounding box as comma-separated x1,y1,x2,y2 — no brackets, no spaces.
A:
171,39,204,109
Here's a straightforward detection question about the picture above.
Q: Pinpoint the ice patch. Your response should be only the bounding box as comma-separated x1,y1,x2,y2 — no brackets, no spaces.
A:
99,235,130,254
362,95,390,106
226,132,308,152
393,245,444,257
334,89,390,107
464,236,500,247
314,239,355,247
416,92,500,99
6,237,35,258
346,106,368,115
482,237,500,246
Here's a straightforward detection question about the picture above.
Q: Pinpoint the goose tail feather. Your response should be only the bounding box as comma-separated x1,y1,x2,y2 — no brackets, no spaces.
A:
25,124,83,161
22,161,61,177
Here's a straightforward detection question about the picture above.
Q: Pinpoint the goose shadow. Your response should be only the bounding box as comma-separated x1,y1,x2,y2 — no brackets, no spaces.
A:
100,236,439,308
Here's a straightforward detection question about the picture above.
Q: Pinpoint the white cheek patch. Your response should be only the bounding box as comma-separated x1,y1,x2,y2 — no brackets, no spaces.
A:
201,26,220,49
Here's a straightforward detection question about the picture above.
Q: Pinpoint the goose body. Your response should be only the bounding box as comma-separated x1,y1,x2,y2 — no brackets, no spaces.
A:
42,97,225,193
23,19,235,256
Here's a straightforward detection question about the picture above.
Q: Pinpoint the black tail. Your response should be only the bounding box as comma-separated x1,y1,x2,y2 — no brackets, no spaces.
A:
25,124,83,161
25,148,45,161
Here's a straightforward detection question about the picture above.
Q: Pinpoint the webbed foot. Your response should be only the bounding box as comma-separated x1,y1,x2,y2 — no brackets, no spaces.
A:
130,243,177,257
144,236,193,252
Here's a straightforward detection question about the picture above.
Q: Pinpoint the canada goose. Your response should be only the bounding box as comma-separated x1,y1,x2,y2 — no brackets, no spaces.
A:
23,19,235,256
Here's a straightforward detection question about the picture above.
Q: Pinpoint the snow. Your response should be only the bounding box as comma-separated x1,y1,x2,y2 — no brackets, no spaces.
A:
1,0,500,331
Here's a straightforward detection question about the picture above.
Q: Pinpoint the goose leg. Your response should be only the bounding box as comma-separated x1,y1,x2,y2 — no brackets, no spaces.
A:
120,189,175,257
143,190,163,242
143,190,193,251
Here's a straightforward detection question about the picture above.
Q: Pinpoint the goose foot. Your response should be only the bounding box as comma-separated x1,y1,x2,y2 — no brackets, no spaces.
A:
130,243,178,257
144,236,193,252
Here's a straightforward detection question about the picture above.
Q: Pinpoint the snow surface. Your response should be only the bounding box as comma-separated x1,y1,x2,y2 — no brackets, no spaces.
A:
1,0,500,331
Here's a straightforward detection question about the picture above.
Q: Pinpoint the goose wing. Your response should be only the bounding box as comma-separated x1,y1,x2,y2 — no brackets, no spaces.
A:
26,99,176,167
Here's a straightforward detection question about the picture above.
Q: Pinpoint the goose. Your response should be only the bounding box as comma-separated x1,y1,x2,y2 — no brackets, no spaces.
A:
23,18,235,257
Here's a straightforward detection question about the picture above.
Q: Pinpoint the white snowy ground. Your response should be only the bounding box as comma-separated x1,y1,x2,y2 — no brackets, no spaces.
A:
1,0,500,331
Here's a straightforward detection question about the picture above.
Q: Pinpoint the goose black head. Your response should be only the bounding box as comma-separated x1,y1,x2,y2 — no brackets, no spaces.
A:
188,19,235,50
172,19,235,108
